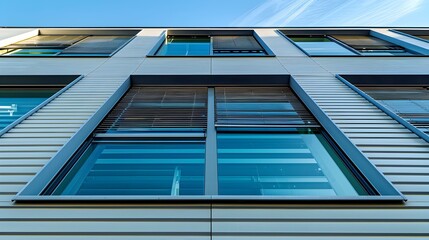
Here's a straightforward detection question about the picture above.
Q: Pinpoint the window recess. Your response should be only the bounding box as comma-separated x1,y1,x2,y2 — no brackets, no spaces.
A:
280,29,418,56
15,75,404,202
0,31,136,57
151,30,273,56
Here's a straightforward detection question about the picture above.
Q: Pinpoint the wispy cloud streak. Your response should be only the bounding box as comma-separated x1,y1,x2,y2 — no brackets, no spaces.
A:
232,0,423,26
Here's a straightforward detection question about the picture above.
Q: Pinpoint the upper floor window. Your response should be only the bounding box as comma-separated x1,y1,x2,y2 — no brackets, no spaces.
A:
280,30,419,56
0,75,79,134
393,29,429,42
0,30,138,57
151,30,273,57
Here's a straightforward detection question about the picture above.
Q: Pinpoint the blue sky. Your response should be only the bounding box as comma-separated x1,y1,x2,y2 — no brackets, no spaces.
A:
0,0,428,27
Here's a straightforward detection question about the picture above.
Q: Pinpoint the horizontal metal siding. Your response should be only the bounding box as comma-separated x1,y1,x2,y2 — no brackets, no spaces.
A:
0,28,428,240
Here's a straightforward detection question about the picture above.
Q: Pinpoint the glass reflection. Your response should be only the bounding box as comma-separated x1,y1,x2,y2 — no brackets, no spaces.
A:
217,129,367,196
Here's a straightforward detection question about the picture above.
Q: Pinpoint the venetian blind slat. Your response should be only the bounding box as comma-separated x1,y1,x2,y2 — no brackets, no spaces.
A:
60,36,133,55
215,87,317,126
97,87,208,132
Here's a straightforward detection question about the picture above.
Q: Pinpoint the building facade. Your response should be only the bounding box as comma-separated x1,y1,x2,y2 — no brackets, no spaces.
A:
0,27,429,239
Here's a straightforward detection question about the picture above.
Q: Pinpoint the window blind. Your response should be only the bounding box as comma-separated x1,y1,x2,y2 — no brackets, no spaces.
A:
215,87,317,126
60,36,132,55
7,35,86,48
331,35,403,50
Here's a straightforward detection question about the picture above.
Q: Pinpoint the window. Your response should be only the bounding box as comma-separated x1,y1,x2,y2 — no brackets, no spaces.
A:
0,32,136,57
393,29,429,42
215,87,367,196
152,30,272,56
16,76,403,201
0,87,61,130
331,35,414,56
43,87,208,196
359,86,429,133
280,30,418,56
288,35,356,56
0,76,80,134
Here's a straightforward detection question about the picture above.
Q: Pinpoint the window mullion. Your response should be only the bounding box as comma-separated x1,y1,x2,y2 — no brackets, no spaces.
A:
205,87,218,195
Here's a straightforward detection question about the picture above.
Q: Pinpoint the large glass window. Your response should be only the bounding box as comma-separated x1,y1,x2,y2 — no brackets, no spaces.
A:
19,81,402,201
288,36,356,56
43,87,208,196
0,87,60,131
359,86,429,134
0,34,134,57
217,130,367,196
154,32,269,56
52,141,205,196
156,36,211,56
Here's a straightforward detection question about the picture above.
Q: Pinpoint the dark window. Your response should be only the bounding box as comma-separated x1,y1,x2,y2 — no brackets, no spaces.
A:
331,35,413,56
1,34,134,56
281,30,417,56
0,87,61,131
154,32,269,56
45,86,207,196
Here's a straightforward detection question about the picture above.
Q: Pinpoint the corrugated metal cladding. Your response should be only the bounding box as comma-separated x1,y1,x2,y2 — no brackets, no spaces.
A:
0,28,428,239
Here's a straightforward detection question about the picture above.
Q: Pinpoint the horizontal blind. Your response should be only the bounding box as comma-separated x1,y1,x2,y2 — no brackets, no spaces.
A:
331,35,403,50
215,87,317,126
212,36,264,51
7,35,86,48
97,87,208,133
60,36,132,55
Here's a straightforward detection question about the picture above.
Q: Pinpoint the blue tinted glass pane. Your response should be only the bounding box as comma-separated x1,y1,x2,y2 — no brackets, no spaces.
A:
53,142,205,195
215,87,317,126
6,49,62,56
290,37,356,56
217,130,367,196
0,88,59,131
156,36,210,56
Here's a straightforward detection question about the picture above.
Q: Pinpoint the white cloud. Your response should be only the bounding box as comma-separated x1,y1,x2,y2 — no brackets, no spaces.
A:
232,0,423,26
